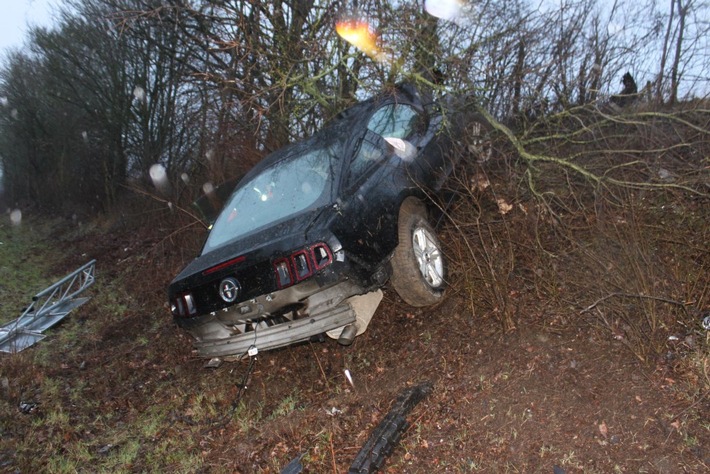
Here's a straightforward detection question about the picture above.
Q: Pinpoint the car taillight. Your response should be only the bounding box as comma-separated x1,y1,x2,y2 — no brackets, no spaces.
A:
292,251,312,280
312,243,333,269
274,259,293,288
171,292,197,317
273,243,333,289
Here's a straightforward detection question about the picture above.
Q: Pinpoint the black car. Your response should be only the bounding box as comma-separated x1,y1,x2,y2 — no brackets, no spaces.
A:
168,84,484,359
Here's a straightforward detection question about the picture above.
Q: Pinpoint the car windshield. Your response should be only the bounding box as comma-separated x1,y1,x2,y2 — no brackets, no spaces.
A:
203,143,337,253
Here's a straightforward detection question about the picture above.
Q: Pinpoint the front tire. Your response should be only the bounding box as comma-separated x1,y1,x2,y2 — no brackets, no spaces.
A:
390,198,446,307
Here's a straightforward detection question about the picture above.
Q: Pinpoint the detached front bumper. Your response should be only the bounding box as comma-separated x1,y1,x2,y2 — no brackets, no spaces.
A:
185,303,356,358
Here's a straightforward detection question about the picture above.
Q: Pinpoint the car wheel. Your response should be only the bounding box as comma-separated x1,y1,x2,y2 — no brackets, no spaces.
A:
390,198,446,307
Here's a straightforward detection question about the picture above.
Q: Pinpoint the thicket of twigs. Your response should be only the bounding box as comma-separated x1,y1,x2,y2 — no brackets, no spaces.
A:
445,101,709,383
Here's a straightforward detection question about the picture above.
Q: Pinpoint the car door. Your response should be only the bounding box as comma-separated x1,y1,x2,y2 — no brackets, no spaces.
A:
335,102,429,269
365,101,448,192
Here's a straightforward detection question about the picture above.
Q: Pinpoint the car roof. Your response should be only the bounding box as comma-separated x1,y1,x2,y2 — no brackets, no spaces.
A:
236,83,428,184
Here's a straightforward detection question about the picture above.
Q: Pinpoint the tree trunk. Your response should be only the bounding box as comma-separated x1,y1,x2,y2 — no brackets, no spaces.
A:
657,0,675,104
669,0,688,105
512,39,526,115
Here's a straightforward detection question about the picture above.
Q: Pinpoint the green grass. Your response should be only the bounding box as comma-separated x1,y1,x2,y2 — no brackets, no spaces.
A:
0,213,206,472
0,216,64,324
270,390,300,418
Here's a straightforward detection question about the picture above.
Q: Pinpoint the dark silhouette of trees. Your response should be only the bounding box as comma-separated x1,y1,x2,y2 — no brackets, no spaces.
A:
0,0,707,212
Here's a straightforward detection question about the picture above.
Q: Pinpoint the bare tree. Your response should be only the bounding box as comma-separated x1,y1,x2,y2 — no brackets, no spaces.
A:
2,0,709,212
669,0,689,104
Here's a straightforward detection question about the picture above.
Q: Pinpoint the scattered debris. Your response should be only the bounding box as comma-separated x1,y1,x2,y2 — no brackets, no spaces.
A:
19,402,38,414
344,369,355,389
204,357,223,369
325,407,343,417
97,444,115,456
348,381,433,473
280,453,305,474
0,260,96,353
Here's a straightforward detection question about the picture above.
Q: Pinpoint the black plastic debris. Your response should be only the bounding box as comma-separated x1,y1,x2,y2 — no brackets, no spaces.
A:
280,453,305,474
349,381,433,474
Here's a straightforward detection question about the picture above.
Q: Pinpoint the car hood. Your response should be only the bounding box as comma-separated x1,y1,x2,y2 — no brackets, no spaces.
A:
169,203,338,295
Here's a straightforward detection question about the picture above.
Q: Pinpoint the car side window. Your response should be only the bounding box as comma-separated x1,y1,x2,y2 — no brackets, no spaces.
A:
366,104,422,139
347,104,425,188
348,132,386,188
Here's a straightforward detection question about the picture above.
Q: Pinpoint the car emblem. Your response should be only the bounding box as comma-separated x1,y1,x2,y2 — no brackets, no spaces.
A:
219,277,240,303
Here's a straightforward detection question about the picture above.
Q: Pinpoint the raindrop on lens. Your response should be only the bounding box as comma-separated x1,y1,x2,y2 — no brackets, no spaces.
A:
149,164,168,187
133,86,146,102
149,164,171,195
10,209,22,226
425,0,462,21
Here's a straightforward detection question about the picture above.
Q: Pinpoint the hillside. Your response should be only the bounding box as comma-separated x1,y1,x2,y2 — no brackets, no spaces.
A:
1,106,708,473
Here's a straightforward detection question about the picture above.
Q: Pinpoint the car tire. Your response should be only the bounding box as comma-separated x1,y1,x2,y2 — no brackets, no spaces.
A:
390,198,446,307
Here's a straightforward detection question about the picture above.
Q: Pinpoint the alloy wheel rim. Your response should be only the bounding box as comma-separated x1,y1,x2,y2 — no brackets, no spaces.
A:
412,227,444,288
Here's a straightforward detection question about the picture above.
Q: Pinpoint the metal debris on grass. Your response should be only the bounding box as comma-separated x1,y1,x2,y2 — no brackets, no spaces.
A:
0,260,96,353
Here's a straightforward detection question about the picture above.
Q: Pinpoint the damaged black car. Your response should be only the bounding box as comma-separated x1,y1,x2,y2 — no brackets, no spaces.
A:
168,83,486,359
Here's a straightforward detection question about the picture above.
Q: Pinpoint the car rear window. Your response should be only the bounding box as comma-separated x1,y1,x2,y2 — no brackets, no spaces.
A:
202,145,336,253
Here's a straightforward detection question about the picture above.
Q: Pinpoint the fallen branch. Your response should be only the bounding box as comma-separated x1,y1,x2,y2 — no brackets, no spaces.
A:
580,292,690,314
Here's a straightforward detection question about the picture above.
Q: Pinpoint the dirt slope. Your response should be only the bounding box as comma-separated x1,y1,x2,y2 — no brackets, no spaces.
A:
0,202,706,473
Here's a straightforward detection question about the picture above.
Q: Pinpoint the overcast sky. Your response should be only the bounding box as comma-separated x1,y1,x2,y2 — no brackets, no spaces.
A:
0,0,56,57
